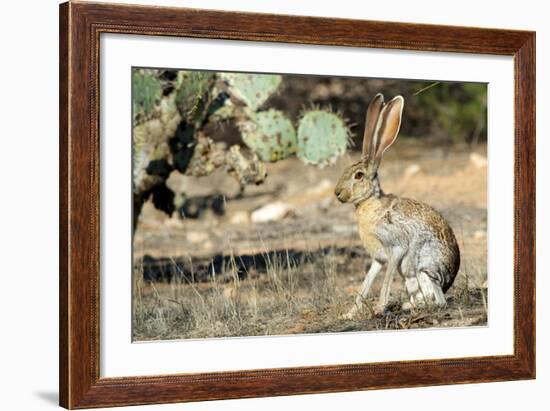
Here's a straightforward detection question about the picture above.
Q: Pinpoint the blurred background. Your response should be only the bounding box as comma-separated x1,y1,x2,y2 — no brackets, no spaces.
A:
266,76,486,146
197,75,487,152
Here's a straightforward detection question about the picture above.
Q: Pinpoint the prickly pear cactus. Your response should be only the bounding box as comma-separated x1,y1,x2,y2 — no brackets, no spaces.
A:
221,73,281,110
296,110,350,167
237,109,297,162
132,68,350,231
132,69,163,126
175,71,216,126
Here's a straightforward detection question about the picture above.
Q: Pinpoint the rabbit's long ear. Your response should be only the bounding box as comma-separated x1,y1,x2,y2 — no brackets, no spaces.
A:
362,93,385,160
372,95,404,168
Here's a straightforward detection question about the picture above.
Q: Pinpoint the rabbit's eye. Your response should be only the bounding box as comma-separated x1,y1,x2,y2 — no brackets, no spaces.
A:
354,171,364,180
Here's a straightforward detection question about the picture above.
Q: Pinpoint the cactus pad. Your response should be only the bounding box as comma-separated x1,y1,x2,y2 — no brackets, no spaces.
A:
132,70,163,125
175,71,216,124
296,110,349,166
222,73,281,110
238,109,297,162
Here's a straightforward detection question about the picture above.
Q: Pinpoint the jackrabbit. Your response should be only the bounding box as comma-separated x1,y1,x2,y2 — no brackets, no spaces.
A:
334,93,460,319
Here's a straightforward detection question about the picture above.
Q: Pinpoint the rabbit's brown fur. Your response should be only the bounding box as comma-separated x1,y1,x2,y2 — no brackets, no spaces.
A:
335,94,460,318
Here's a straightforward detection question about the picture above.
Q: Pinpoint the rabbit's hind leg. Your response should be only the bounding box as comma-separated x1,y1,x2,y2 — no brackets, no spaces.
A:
417,271,446,307
403,271,446,310
402,276,422,311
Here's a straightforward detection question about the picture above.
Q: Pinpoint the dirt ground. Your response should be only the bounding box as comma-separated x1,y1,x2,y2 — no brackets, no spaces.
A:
133,140,487,341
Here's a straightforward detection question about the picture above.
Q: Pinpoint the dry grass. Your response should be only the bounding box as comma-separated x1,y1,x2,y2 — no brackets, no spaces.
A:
132,246,487,341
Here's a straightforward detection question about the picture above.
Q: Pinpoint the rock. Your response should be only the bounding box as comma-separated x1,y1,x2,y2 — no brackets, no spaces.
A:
251,201,293,223
470,152,488,169
229,211,250,225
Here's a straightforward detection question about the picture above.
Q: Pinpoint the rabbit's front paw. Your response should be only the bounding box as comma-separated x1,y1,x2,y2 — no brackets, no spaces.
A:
342,306,359,320
373,304,387,316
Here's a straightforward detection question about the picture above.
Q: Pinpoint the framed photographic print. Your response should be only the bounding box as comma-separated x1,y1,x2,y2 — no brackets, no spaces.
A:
59,1,535,409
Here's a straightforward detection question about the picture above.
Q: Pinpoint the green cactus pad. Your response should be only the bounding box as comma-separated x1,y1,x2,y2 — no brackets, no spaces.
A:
296,110,349,167
133,94,181,153
175,71,215,124
132,70,162,125
238,109,297,162
222,73,281,111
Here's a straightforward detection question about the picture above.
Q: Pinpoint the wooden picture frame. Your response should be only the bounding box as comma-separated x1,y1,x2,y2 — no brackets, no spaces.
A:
59,1,535,408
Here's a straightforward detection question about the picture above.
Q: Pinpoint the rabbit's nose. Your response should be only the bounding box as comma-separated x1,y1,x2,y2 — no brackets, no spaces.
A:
335,187,350,203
